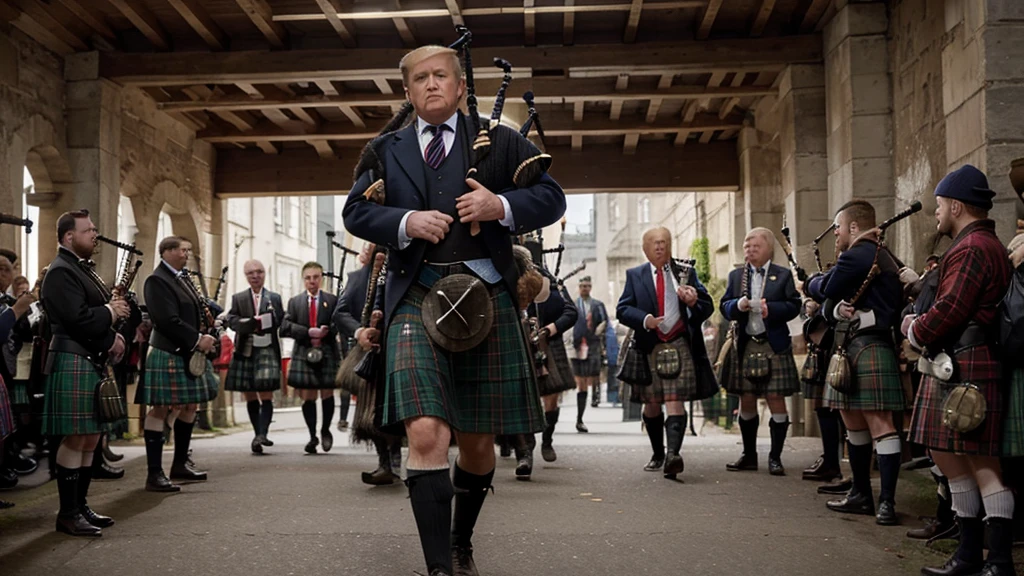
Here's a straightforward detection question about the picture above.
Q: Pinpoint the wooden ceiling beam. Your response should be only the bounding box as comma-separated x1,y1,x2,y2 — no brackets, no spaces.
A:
524,0,536,47
272,1,705,21
256,141,280,154
339,105,366,128
0,0,76,55
563,0,575,45
315,80,339,96
800,0,830,33
444,0,464,26
623,133,640,155
718,72,747,119
624,0,643,43
750,0,777,37
233,0,287,49
696,0,723,40
314,0,357,48
390,1,416,47
14,0,89,51
308,140,335,159
167,0,226,50
646,74,674,123
108,0,171,50
55,0,116,42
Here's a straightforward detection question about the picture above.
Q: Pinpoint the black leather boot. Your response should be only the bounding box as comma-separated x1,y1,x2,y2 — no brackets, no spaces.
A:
541,409,558,463
977,518,1017,576
767,418,789,476
514,435,534,481
362,437,397,486
921,517,983,576
726,415,758,471
642,412,665,472
169,419,207,482
78,466,114,528
143,430,179,493
663,414,686,479
54,465,101,537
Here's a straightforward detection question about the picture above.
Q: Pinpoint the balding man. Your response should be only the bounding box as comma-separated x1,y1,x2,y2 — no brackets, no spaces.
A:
225,260,285,455
720,228,802,477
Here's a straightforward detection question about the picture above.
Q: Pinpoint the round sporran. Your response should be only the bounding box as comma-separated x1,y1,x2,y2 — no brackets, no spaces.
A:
941,383,987,433
652,342,681,380
306,346,324,364
188,351,207,378
422,274,494,353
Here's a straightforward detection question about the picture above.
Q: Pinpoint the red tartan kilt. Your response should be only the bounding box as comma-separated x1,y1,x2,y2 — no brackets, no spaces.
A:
910,374,1004,456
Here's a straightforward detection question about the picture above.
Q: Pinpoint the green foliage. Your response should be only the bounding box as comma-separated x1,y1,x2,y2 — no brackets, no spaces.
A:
689,237,711,284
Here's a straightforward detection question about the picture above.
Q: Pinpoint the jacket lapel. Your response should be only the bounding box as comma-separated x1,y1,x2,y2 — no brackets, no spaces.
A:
640,266,658,313
390,123,427,200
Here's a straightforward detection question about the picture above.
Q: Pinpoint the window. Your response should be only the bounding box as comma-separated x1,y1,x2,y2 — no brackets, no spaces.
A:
609,200,620,231
274,198,284,232
299,197,313,243
288,197,300,237
637,197,650,224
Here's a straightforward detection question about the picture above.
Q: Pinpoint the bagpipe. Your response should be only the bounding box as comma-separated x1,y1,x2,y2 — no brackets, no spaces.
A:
181,254,225,377
325,230,359,292
0,212,33,233
779,216,807,282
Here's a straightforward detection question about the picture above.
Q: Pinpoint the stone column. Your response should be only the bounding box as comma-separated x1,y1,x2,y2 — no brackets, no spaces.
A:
737,126,784,263
824,1,894,219
65,53,122,282
207,198,234,428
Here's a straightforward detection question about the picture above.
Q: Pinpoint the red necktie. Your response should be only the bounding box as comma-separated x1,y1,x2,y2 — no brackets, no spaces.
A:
656,267,665,317
308,295,317,328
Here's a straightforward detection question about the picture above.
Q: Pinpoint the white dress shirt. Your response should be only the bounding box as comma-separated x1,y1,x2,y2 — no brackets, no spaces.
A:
746,263,768,336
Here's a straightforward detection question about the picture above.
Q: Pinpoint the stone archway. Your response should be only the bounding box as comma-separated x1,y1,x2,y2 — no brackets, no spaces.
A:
129,179,205,295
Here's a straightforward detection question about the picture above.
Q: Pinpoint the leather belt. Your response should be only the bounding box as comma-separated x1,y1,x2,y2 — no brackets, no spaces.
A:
851,327,892,344
954,323,989,353
748,333,768,344
48,335,98,362
150,329,186,356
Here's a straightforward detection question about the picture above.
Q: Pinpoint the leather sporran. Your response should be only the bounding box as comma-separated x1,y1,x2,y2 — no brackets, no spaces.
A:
188,351,207,378
652,342,681,380
355,348,381,382
616,333,651,387
941,383,987,433
801,345,821,383
741,350,771,382
95,374,126,424
306,346,324,364
825,349,853,393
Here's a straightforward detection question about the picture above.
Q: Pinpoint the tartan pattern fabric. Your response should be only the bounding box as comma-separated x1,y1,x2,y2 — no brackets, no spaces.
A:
0,376,13,439
137,348,216,406
572,353,602,377
802,379,825,400
724,340,801,397
383,282,544,435
824,342,906,411
638,336,699,403
1002,368,1024,457
910,345,1005,456
538,339,576,396
40,352,107,436
286,345,340,389
9,379,30,406
224,346,282,392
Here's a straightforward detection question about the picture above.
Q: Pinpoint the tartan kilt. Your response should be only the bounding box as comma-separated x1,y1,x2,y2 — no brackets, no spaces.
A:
383,279,544,435
287,344,340,389
725,340,801,397
0,376,13,439
803,380,825,400
1002,368,1024,457
137,348,216,406
638,336,699,404
41,352,107,436
910,376,1004,456
538,339,575,396
225,346,282,392
9,379,30,405
572,352,602,378
824,341,906,411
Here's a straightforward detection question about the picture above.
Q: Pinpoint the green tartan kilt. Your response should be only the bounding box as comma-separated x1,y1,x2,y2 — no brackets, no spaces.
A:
383,279,544,436
287,344,340,389
10,379,30,405
824,341,906,411
41,352,107,436
137,348,216,406
0,377,13,439
225,346,282,392
1002,368,1024,457
725,340,801,397
639,336,699,404
537,339,575,396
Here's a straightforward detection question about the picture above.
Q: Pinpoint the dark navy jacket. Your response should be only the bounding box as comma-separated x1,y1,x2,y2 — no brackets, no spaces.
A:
805,240,902,330
616,262,714,355
721,262,801,355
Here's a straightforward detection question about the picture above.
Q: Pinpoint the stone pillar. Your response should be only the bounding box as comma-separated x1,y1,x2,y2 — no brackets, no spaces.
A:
65,54,121,282
824,1,894,218
737,126,784,264
207,198,234,428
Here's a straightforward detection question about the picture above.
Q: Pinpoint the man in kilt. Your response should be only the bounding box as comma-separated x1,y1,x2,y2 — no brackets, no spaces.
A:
805,200,906,526
225,259,284,455
39,210,130,535
280,262,340,455
720,228,802,476
571,276,607,431
333,243,402,485
137,236,218,492
617,227,718,480
0,272,39,509
903,165,1015,576
342,44,565,576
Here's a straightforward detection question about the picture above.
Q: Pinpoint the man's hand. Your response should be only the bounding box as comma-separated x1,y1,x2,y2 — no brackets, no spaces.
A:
11,292,36,318
109,333,126,364
737,296,751,312
644,315,665,331
803,298,820,317
457,179,506,223
761,299,769,318
677,285,698,307
109,298,131,320
407,210,453,244
837,301,855,320
544,323,557,339
357,310,384,351
901,314,916,337
197,334,217,353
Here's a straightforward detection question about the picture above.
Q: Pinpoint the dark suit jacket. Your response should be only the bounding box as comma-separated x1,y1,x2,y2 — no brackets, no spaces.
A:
225,287,284,359
342,111,566,323
40,248,116,359
280,291,340,356
720,262,801,355
617,262,715,355
333,264,371,340
572,297,608,350
143,262,203,354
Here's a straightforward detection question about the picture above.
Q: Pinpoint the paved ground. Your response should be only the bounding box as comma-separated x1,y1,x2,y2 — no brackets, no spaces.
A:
0,398,996,576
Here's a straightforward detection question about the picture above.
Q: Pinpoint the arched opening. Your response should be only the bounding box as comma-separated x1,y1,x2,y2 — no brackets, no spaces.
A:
20,167,40,284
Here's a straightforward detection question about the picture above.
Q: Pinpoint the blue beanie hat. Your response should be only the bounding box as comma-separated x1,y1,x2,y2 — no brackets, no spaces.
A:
933,164,996,210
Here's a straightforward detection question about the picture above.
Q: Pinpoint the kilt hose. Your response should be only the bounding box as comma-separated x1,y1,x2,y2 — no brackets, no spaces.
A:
1002,368,1024,457
0,375,13,439
910,344,1004,456
136,348,216,406
725,340,801,397
225,346,282,392
538,339,576,397
638,336,700,404
572,352,602,378
40,352,107,436
286,344,340,390
382,276,545,436
824,341,906,411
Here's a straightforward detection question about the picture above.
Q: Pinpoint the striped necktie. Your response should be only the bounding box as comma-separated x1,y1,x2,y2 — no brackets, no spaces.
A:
424,124,450,169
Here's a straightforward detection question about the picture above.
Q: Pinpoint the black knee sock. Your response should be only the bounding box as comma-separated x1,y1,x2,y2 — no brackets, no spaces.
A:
172,419,195,468
451,464,494,549
542,409,558,446
301,400,317,439
576,391,587,422
338,393,350,423
373,436,390,469
246,400,261,437
259,400,274,437
642,412,665,459
847,441,874,500
816,407,840,469
665,414,686,456
321,396,335,433
406,469,455,574
55,464,80,515
143,429,165,474
77,465,94,510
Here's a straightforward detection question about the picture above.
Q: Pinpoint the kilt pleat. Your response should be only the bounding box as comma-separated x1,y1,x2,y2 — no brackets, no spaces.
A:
725,341,801,397
572,353,602,378
225,346,282,392
383,282,544,435
287,345,340,389
137,348,216,406
9,379,30,406
639,337,700,403
538,340,575,396
1002,368,1024,457
0,376,14,439
824,342,906,411
41,352,106,436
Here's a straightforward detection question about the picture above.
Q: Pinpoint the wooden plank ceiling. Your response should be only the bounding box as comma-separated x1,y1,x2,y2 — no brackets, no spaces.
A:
1,0,831,195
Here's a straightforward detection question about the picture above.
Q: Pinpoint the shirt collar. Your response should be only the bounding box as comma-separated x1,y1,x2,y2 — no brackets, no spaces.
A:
306,290,320,300
251,287,263,297
59,245,86,263
161,259,183,276
417,112,458,137
748,262,769,276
